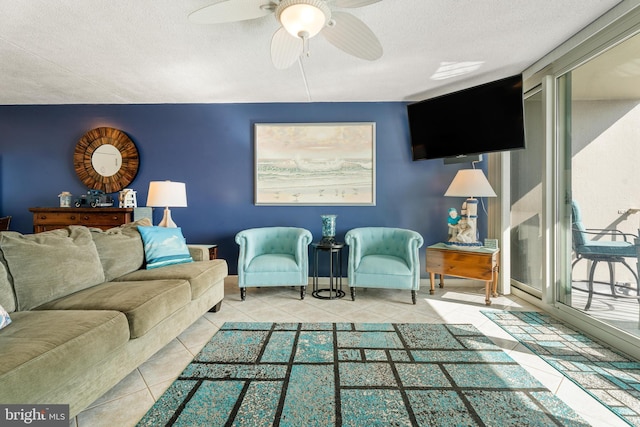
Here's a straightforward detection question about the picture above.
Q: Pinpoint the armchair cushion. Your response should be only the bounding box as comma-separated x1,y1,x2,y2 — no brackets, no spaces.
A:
577,240,636,257
247,254,298,273
358,255,411,276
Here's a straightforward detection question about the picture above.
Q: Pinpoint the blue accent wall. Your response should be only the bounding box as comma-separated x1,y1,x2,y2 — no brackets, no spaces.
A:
0,103,480,276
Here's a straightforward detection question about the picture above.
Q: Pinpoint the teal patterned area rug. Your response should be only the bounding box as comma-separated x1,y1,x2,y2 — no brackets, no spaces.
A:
137,322,588,427
483,311,640,427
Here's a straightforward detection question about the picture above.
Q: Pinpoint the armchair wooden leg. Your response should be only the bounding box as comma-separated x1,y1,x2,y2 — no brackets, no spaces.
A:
300,286,306,300
240,288,246,301
351,287,356,301
411,290,416,305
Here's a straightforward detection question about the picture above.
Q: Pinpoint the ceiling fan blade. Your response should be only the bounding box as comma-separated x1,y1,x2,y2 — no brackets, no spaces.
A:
332,0,382,8
321,12,382,61
271,27,303,69
189,0,275,24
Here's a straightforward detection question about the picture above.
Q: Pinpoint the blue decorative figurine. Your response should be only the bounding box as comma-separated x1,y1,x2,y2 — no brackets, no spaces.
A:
447,208,460,242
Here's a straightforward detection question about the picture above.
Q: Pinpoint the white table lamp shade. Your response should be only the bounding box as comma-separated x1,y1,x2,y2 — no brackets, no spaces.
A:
146,181,187,227
444,169,496,198
147,181,187,207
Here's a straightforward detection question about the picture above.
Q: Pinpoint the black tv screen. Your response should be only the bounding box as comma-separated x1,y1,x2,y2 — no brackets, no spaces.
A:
408,74,525,161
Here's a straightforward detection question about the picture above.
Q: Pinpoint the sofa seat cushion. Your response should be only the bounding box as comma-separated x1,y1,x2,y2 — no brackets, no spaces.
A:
115,259,228,300
36,280,191,339
0,310,129,404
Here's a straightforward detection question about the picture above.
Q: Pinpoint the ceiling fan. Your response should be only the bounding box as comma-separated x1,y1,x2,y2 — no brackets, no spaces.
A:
189,0,383,69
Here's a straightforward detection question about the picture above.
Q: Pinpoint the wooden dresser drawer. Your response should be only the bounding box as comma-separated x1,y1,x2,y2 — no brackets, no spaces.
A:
29,207,135,232
78,213,128,226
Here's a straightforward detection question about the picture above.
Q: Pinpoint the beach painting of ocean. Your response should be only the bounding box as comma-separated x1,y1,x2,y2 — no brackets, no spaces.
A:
254,123,376,205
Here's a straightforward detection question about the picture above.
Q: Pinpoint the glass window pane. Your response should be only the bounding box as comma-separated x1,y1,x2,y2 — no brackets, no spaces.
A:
510,90,544,293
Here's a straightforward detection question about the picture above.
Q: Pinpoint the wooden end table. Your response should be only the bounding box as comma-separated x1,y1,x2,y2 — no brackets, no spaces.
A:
426,243,500,305
189,244,218,260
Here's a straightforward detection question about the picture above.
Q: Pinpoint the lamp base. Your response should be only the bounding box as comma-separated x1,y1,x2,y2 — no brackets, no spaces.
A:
446,197,480,245
158,207,177,228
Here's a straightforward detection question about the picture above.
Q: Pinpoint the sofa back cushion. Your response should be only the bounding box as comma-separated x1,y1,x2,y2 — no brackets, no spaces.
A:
90,218,150,281
0,226,105,310
0,246,16,313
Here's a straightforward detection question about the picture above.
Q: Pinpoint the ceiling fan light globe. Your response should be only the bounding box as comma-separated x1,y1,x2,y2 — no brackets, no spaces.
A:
277,0,330,39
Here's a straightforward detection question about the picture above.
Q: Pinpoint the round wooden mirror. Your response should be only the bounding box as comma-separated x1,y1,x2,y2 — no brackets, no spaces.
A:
74,127,139,193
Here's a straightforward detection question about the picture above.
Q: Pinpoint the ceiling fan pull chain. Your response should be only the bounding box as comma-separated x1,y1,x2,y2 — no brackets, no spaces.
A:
298,57,312,102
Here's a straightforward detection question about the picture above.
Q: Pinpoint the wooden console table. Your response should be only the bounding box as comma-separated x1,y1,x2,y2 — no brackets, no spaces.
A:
426,243,500,305
29,207,134,233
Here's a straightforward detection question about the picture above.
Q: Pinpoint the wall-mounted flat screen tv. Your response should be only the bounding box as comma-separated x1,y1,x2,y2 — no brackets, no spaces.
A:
408,74,525,161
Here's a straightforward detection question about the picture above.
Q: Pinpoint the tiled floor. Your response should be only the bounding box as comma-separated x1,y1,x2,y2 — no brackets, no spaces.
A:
72,277,630,427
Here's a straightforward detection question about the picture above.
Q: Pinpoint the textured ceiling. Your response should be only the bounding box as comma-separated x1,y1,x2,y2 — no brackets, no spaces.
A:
0,0,624,105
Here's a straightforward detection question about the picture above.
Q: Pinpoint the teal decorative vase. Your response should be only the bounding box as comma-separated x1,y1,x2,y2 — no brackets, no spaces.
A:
321,214,337,243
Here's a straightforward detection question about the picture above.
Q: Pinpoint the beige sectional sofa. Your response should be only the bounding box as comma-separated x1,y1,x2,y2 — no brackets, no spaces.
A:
0,219,227,418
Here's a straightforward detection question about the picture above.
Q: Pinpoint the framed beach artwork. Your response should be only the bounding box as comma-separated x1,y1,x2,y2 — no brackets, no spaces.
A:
254,123,376,206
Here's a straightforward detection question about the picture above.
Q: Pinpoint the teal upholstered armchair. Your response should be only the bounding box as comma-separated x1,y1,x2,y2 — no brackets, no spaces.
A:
235,227,313,300
345,227,424,304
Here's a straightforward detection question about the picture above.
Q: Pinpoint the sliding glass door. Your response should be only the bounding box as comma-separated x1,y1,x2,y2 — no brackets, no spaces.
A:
556,33,640,339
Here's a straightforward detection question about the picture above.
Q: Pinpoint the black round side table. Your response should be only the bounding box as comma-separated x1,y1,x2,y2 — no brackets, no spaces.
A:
312,241,345,299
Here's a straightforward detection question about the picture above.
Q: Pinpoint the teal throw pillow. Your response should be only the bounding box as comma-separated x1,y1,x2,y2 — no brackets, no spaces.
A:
0,304,10,330
138,226,193,270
